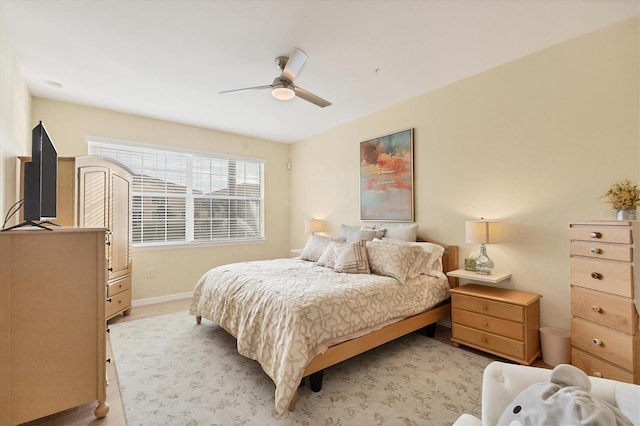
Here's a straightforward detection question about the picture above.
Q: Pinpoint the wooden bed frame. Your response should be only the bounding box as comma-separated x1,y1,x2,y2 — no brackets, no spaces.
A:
288,240,459,411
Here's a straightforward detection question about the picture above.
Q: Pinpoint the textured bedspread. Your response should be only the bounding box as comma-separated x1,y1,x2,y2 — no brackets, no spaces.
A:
189,258,450,414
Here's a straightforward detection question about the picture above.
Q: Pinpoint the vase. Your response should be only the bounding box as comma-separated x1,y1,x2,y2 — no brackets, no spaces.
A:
616,207,637,220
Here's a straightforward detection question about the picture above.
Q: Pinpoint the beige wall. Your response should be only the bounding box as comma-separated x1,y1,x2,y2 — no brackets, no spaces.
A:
30,98,291,300
0,22,31,221
290,18,639,330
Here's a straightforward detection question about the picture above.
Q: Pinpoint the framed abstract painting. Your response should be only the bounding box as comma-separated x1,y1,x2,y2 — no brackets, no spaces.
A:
360,128,414,221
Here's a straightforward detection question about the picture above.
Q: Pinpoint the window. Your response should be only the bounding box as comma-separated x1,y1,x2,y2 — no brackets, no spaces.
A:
88,139,264,247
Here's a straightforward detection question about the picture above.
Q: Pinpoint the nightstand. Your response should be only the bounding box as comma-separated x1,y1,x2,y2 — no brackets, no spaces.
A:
449,284,541,365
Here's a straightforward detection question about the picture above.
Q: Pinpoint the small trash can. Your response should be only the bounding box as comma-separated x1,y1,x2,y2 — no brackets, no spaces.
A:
539,327,571,367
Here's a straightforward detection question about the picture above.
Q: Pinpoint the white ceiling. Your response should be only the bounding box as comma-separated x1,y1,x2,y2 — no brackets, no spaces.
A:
1,1,638,143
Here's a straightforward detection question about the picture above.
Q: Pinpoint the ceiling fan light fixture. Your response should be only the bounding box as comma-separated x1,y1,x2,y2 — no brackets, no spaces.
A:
271,85,295,101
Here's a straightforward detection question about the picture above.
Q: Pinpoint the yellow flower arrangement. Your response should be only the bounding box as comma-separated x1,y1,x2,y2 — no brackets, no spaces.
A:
600,179,640,210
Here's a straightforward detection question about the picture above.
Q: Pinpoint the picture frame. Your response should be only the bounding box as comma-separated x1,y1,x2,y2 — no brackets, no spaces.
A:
360,128,414,222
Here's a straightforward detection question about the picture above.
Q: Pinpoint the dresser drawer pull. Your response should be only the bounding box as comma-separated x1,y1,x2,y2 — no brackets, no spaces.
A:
593,372,603,378
590,232,602,239
589,248,601,254
590,272,601,279
481,337,488,343
482,320,488,327
592,338,602,346
591,305,601,313
481,304,488,311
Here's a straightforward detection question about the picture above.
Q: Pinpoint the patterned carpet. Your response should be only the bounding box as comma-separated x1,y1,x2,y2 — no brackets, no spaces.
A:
109,311,492,426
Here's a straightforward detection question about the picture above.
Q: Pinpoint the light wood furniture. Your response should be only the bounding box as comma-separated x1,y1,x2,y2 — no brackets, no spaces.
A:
447,269,512,284
0,228,109,425
450,284,541,365
283,241,459,410
569,220,639,384
18,156,133,320
76,156,133,320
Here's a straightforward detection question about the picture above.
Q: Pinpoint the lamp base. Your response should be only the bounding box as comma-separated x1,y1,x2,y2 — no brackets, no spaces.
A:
475,244,494,275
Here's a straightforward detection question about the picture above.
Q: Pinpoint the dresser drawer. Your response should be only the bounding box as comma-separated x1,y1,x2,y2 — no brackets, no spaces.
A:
106,288,131,318
569,241,631,262
452,308,524,340
107,275,131,297
453,324,524,361
451,294,524,322
571,286,637,334
571,348,635,383
570,257,632,298
571,318,635,371
569,226,632,244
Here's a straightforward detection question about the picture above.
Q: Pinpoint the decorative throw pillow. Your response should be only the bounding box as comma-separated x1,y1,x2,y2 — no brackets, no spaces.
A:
300,234,344,262
381,238,445,278
341,224,385,242
376,223,419,242
317,241,344,269
334,240,370,274
365,240,420,283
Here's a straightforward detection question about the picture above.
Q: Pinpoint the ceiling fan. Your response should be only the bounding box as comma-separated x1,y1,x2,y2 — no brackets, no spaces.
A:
220,47,332,108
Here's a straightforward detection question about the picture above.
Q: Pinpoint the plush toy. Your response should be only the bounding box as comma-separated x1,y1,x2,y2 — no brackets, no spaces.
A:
497,364,633,426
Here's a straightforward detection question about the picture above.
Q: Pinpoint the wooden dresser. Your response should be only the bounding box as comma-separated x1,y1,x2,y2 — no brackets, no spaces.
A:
450,284,541,365
569,220,639,384
0,228,109,425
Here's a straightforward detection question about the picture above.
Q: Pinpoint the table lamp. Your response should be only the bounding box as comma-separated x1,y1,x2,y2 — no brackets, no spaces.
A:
465,218,501,275
304,218,324,235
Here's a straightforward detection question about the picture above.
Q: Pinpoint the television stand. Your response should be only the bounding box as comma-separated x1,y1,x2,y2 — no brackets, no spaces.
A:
2,220,59,232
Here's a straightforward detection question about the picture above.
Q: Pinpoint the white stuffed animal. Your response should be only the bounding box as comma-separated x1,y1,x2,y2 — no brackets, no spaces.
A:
497,364,633,426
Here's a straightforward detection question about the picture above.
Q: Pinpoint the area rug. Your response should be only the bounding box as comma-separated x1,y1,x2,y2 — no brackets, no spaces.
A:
109,311,492,425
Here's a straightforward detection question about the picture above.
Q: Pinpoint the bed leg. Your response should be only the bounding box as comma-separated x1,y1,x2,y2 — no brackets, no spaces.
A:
309,370,324,392
424,323,437,337
196,316,201,325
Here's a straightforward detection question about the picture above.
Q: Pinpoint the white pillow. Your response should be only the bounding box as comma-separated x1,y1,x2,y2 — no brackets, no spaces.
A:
340,224,384,242
381,238,445,278
300,235,345,262
334,240,370,274
317,240,344,269
365,240,420,283
376,223,419,242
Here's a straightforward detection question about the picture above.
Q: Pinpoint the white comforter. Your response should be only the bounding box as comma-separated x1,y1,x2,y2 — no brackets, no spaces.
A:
189,258,450,414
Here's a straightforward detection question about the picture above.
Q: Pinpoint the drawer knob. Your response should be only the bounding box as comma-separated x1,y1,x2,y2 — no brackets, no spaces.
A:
591,305,601,313
481,337,488,343
482,320,488,327
106,297,112,303
592,338,602,346
591,272,602,279
593,372,603,378
481,305,488,311
590,232,602,239
589,247,601,254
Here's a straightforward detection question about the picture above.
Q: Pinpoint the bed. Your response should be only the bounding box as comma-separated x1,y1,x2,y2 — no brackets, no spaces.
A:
189,233,459,414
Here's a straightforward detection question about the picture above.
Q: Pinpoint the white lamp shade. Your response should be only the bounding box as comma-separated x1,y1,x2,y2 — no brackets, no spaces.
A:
304,219,324,233
465,220,501,244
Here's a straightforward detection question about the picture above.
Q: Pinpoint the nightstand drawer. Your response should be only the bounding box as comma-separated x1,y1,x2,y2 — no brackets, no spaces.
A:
570,257,632,298
571,286,636,334
569,241,631,262
453,324,524,360
568,226,632,244
571,348,635,383
452,308,524,340
571,318,635,371
452,293,523,322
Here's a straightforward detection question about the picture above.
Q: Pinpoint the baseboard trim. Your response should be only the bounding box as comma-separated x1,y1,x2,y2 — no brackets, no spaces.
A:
132,291,193,307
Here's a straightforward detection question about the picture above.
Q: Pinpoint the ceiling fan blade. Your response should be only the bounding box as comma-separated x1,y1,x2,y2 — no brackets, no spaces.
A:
219,84,272,95
295,86,332,108
281,47,307,82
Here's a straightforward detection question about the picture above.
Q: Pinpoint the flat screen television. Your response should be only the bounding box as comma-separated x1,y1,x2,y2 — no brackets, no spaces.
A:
23,121,58,225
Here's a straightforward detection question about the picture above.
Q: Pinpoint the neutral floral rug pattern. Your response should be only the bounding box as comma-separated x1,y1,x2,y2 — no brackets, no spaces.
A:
109,311,492,426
